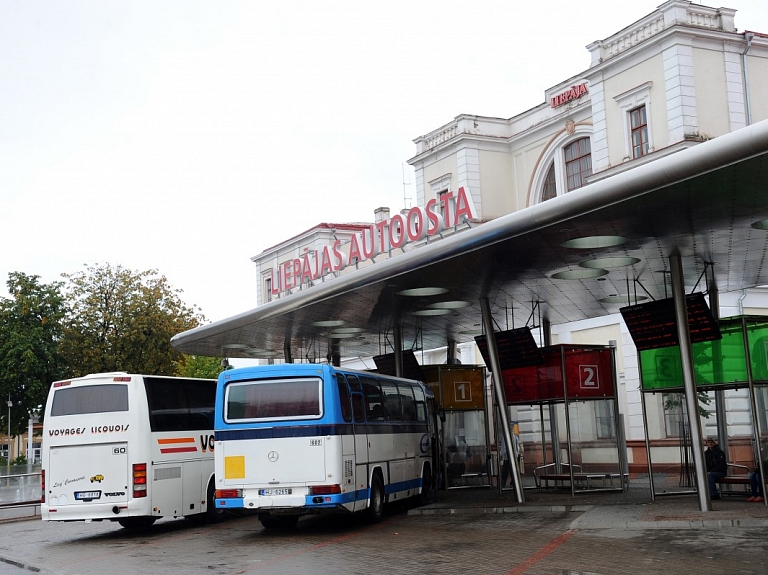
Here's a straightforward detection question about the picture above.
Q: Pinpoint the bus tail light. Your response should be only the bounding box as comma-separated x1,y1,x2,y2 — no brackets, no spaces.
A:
215,489,242,499
308,485,341,495
132,463,147,498
41,469,45,503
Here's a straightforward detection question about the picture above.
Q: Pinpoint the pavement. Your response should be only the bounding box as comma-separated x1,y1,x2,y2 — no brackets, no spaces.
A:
409,474,768,530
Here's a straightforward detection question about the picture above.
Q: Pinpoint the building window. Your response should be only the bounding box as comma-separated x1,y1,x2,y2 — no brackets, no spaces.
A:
614,81,653,162
531,126,593,205
541,164,557,201
663,393,686,438
264,276,272,303
564,137,592,191
594,400,616,439
630,106,649,159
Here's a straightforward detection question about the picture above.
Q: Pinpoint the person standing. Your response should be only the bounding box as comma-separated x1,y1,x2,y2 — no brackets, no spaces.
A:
705,438,727,500
747,438,768,502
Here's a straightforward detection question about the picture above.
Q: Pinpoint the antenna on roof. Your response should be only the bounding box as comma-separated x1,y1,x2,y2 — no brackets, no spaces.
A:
402,163,412,210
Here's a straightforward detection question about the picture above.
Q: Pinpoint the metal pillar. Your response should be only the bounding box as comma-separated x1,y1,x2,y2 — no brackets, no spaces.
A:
542,319,561,472
741,316,768,506
670,252,711,511
709,279,728,459
480,298,524,502
393,323,403,378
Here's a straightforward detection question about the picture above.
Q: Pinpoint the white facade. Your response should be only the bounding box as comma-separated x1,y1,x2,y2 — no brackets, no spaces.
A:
408,0,768,470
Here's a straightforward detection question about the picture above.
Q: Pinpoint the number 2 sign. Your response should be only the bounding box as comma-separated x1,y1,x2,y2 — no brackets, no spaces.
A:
579,365,599,389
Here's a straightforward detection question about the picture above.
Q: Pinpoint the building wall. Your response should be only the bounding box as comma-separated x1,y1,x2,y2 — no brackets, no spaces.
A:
693,46,731,138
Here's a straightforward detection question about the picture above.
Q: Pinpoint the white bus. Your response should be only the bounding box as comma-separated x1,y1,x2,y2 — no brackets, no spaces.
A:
214,364,438,529
41,373,221,529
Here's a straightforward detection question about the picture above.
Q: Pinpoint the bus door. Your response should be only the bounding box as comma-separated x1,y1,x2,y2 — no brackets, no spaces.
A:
344,374,369,511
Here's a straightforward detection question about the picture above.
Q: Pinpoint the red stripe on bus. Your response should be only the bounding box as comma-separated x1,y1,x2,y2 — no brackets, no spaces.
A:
157,437,195,444
159,447,198,454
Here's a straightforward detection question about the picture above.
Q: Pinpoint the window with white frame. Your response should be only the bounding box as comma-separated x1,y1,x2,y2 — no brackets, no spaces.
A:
630,106,649,159
615,82,654,162
531,125,593,205
564,137,592,191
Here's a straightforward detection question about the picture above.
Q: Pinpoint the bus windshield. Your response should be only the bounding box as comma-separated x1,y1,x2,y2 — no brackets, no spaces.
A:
225,377,323,421
50,384,129,416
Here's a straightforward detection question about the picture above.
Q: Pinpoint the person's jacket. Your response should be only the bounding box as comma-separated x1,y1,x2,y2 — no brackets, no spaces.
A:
705,445,727,473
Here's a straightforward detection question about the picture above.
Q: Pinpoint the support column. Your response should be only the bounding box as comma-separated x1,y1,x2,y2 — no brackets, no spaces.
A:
710,279,728,459
393,323,403,378
670,252,711,511
480,298,524,502
543,319,561,471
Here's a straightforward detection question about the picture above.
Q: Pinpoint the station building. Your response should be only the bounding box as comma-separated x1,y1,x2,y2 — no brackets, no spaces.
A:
245,0,768,482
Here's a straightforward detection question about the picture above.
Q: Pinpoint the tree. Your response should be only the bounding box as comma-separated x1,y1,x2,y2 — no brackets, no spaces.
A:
175,355,228,379
60,263,204,377
0,273,67,434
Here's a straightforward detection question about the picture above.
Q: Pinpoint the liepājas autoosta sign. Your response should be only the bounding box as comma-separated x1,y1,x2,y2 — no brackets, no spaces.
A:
270,187,476,296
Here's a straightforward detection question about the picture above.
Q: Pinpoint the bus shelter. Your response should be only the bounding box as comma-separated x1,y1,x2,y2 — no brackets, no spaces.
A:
421,365,491,489
498,343,627,495
639,315,768,501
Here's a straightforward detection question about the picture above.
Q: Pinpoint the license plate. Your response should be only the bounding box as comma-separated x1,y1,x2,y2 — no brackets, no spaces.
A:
75,491,101,501
259,488,292,496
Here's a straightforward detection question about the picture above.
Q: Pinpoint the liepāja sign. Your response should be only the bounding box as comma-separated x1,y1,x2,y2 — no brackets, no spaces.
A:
269,187,476,296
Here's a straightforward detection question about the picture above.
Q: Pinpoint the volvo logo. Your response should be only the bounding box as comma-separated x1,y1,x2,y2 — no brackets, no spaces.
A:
267,451,279,462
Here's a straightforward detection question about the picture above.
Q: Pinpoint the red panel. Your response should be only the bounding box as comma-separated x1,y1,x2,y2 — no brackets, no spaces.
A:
501,346,615,403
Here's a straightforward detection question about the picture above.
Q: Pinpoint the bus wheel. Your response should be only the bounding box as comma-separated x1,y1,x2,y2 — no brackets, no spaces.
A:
118,517,156,530
260,515,299,530
190,480,226,524
418,464,432,506
365,474,385,523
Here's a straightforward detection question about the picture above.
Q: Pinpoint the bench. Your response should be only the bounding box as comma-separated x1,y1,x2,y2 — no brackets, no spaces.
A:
534,463,625,490
714,463,752,494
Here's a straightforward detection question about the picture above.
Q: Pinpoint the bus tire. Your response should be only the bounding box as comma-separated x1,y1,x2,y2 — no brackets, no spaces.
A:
418,463,432,506
118,517,156,530
189,479,226,524
365,473,385,523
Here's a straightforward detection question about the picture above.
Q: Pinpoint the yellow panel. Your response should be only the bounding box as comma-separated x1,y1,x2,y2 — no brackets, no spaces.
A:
224,455,245,479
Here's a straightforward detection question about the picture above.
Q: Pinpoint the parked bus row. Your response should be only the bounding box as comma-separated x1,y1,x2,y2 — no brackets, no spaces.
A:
40,365,439,530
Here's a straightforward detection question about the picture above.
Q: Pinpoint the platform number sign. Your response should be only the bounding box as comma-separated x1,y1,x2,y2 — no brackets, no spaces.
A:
579,364,599,390
454,381,472,403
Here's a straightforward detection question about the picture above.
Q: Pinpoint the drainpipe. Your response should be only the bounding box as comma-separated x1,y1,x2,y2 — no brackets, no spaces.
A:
742,32,755,126
738,289,747,316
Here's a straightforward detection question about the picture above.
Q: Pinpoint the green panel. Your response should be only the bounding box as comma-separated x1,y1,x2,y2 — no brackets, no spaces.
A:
639,316,768,390
745,318,768,383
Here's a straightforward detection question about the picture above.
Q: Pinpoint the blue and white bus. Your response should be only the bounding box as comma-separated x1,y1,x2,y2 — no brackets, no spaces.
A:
213,364,438,528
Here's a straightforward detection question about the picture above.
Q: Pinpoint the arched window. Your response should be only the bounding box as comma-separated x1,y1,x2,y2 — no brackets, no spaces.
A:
541,163,557,201
530,126,593,206
564,137,592,191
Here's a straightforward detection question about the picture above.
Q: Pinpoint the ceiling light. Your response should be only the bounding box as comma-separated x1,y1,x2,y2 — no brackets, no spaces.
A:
580,257,640,269
311,320,346,327
751,218,768,230
599,295,649,304
221,343,248,349
551,268,609,280
427,300,472,309
329,327,364,334
561,235,629,249
328,332,360,339
397,287,449,297
411,309,452,316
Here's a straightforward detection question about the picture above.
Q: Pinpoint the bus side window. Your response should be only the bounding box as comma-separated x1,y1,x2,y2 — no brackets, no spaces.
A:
346,374,366,423
336,375,353,423
399,385,417,422
413,386,428,422
351,393,365,423
361,377,386,421
380,380,402,422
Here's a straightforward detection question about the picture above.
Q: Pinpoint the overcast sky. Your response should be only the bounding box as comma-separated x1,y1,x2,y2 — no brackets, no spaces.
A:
2,0,768,324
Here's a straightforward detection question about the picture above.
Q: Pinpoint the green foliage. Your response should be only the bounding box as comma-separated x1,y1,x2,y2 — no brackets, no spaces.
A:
175,355,227,379
12,454,27,466
0,273,67,434
59,263,204,377
663,391,712,418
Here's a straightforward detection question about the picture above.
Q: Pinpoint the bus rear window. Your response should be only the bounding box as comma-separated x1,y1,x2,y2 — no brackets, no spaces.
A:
226,378,322,421
50,384,129,416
